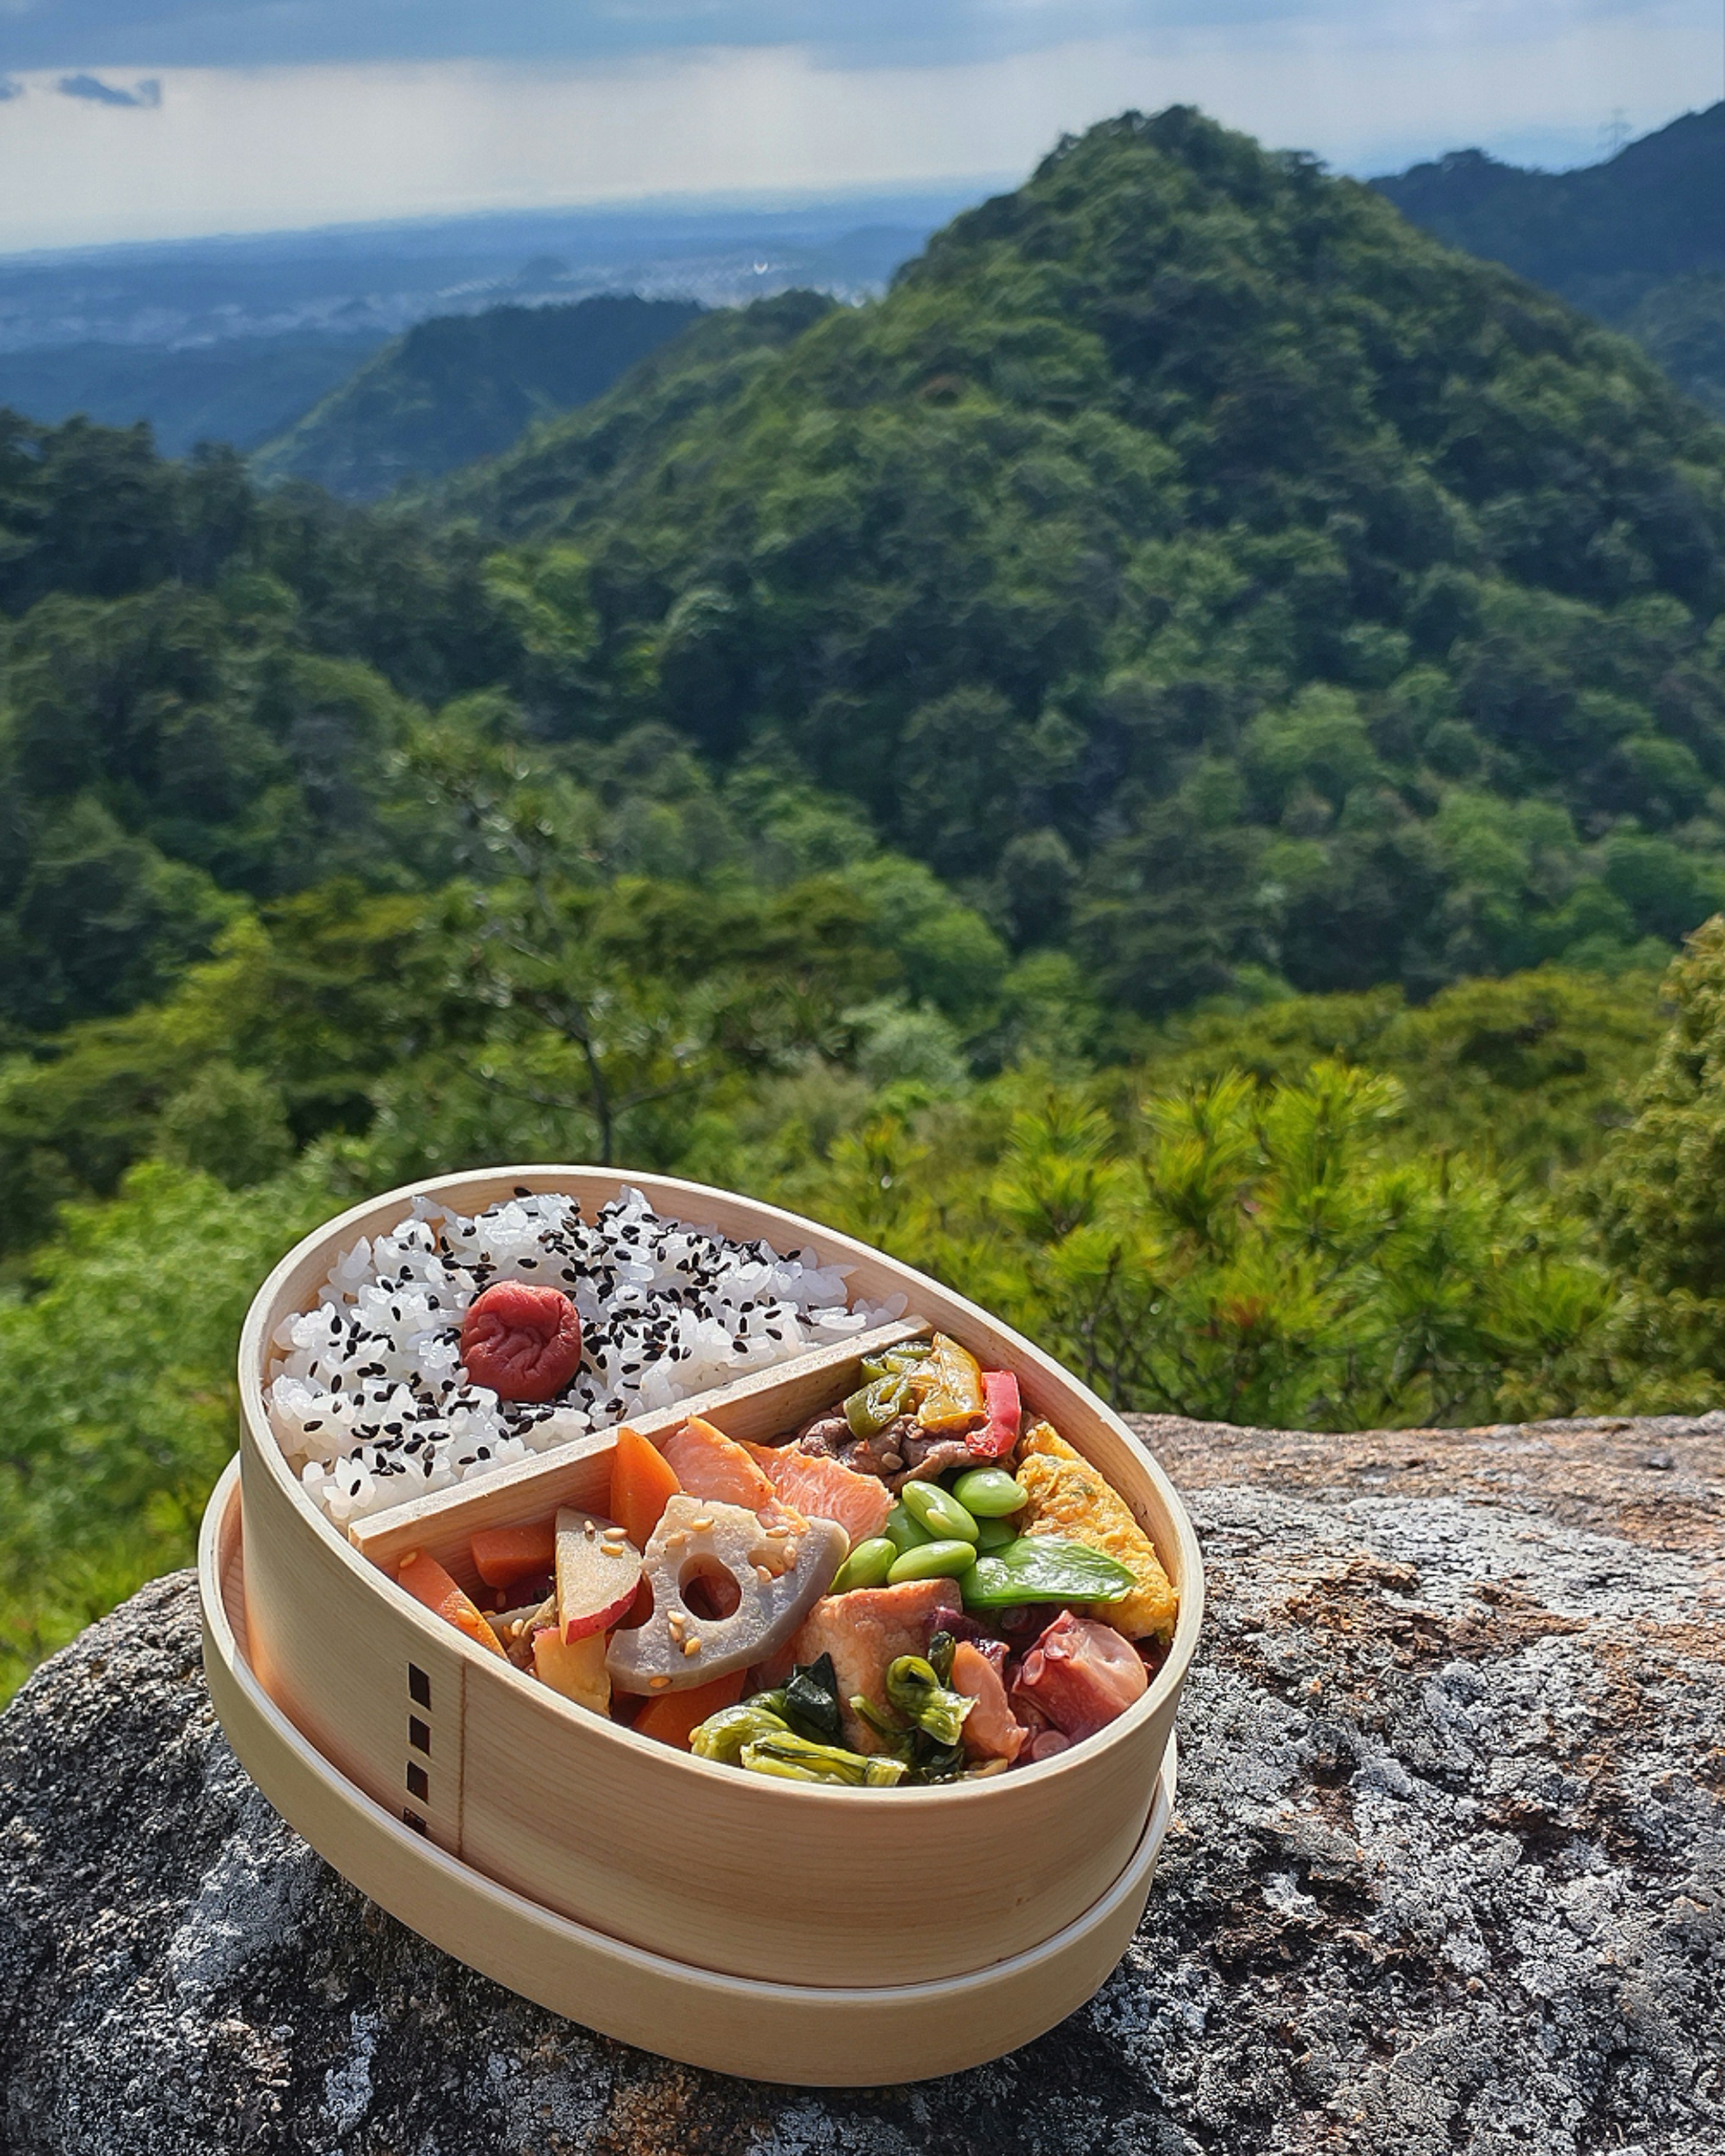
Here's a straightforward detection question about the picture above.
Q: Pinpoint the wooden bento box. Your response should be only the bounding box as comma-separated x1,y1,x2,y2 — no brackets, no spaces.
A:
200,1166,1204,2083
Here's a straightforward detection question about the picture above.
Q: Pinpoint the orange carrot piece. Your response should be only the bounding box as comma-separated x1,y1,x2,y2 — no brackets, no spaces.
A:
631,1668,746,1750
470,1518,557,1591
610,1424,681,1547
397,1549,506,1657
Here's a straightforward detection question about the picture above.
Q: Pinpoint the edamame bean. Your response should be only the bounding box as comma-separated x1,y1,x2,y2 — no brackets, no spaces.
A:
887,1537,977,1584
883,1501,935,1554
951,1467,1029,1517
900,1479,980,1543
830,1536,896,1593
973,1514,1017,1550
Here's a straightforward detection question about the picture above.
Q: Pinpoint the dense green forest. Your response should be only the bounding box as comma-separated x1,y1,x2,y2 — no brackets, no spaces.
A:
1377,102,1725,418
251,295,705,500
6,107,1725,1698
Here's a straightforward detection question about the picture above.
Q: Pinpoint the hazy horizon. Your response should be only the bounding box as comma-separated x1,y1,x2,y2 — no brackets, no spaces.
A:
0,2,1715,253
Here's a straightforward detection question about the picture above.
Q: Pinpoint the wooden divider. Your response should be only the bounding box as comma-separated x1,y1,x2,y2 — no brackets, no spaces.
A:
347,1315,929,1586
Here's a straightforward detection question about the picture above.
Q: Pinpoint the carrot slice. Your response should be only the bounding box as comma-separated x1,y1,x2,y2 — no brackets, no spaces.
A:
610,1424,681,1547
470,1518,557,1591
631,1668,746,1750
397,1549,505,1657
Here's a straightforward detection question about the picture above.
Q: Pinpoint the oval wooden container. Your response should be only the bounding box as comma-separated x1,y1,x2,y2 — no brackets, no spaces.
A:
229,1167,1204,1999
202,1456,1178,2085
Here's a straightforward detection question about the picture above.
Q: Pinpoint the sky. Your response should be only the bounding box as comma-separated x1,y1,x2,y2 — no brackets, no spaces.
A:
0,1,1716,253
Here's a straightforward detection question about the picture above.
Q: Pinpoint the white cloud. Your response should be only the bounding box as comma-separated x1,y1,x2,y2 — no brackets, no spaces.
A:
0,7,1711,253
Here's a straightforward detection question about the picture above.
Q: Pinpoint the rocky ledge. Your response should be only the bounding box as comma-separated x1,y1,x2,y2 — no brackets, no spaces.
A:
1,1414,1721,2156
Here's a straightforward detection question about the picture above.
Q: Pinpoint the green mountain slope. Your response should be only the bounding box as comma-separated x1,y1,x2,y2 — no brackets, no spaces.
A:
1375,104,1725,417
455,107,1725,1013
252,294,704,500
0,332,391,459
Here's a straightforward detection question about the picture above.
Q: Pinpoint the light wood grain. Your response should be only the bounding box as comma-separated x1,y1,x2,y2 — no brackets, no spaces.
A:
232,1166,1204,1989
348,1316,929,1586
202,1457,1176,2085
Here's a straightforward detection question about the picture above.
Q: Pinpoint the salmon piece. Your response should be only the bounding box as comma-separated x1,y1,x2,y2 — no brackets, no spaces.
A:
951,1639,1025,1763
661,1416,776,1511
787,1580,962,1753
743,1442,891,1547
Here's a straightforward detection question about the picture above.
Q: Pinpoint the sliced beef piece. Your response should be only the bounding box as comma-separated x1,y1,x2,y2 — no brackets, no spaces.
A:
889,1427,974,1489
793,1406,979,1491
793,1408,916,1483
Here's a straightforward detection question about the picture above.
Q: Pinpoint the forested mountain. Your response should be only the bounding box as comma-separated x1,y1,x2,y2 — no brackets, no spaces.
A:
10,107,1725,1692
1376,103,1725,416
0,332,392,461
251,295,705,500
456,107,1725,1012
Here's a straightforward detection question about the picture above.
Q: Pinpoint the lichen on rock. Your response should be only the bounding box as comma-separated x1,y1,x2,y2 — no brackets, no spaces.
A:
0,1414,1721,2154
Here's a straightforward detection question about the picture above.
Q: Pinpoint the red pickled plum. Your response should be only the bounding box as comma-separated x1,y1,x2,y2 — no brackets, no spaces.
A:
460,1281,584,1403
1012,1611,1147,1741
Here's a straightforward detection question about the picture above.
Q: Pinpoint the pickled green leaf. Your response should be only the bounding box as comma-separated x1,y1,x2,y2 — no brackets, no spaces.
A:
689,1702,791,1764
738,1731,906,1785
885,1652,973,1746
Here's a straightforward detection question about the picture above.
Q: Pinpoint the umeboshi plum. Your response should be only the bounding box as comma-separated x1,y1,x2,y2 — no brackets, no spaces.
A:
459,1280,584,1402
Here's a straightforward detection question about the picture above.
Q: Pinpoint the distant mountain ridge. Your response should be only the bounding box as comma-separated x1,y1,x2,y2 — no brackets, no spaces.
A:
0,192,971,473
1376,103,1725,415
251,294,705,500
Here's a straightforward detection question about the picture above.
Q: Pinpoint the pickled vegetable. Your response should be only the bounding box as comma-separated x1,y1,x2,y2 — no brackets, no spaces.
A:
969,1368,1022,1460
916,1332,986,1435
689,1701,794,1765
885,1653,973,1746
739,1730,907,1785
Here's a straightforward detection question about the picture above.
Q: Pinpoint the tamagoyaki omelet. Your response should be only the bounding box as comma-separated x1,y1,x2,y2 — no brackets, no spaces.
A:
1013,1423,1178,1643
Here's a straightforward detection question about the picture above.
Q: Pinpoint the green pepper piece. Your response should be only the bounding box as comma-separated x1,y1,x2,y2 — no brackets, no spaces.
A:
844,1372,909,1439
860,1342,931,1383
960,1534,1137,1609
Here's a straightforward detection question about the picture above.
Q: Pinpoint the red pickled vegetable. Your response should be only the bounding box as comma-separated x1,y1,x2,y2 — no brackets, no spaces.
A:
968,1369,1022,1460
460,1281,583,1402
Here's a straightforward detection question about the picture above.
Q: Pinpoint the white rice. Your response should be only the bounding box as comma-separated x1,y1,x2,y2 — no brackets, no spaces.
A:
266,1186,903,1526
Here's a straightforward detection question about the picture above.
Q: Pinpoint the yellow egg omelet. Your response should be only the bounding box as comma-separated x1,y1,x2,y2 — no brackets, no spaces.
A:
1014,1423,1178,1643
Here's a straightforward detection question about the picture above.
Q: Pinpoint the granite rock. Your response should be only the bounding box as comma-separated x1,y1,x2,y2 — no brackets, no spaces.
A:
1,1414,1721,2155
